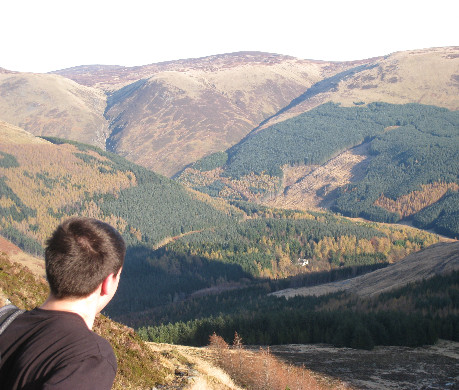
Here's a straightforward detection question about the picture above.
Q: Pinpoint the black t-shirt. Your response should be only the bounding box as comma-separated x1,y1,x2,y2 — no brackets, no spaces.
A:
0,308,117,390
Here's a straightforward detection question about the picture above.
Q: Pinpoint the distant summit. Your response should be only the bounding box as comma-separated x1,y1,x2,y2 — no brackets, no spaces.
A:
1,47,457,177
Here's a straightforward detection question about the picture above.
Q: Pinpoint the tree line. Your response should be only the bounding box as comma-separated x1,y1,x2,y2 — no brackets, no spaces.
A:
138,271,459,349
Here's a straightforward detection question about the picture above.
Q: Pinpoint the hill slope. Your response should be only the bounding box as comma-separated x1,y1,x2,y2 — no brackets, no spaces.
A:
101,53,357,176
3,52,360,176
271,240,459,298
0,73,109,148
0,123,443,325
2,48,457,178
138,240,459,350
177,102,459,237
259,46,459,129
0,122,231,253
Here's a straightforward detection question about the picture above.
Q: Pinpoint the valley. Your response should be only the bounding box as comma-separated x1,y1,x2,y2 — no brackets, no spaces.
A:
0,46,458,389
2,232,458,389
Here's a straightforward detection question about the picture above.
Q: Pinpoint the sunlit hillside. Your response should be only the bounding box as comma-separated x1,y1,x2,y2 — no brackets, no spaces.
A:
258,46,459,129
0,73,108,148
1,48,453,178
0,123,445,331
178,102,459,238
0,122,231,255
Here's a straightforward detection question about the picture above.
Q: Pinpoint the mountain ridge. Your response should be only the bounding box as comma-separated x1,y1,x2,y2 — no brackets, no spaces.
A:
1,47,457,177
100,52,356,175
51,51,333,91
258,46,459,130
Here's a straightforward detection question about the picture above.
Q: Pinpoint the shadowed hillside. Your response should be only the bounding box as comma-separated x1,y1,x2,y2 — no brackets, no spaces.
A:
0,231,348,389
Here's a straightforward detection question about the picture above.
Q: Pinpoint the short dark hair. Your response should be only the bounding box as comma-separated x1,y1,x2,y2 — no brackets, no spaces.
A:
45,217,126,299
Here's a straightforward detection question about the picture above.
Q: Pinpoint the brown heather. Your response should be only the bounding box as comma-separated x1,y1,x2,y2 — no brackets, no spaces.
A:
0,73,108,149
209,333,350,390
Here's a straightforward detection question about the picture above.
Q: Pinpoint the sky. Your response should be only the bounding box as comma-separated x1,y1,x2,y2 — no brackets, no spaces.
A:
1,0,457,73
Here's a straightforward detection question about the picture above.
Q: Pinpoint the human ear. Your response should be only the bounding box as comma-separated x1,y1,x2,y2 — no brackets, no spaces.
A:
100,273,117,296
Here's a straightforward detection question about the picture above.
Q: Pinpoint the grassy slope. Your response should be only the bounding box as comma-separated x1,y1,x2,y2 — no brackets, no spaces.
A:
103,54,342,176
258,46,459,130
0,73,108,148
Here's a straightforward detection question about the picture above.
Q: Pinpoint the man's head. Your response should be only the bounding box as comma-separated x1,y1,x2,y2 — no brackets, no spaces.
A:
45,217,126,299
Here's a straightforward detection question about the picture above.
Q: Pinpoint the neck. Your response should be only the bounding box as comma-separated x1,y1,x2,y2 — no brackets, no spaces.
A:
40,294,99,329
